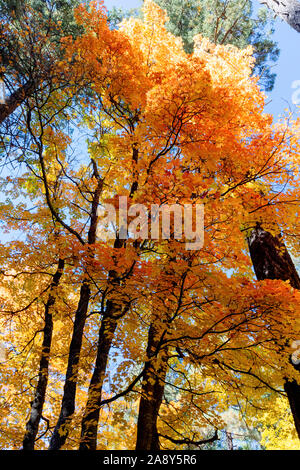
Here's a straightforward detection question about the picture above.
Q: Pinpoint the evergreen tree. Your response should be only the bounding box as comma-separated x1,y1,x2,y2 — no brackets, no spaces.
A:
0,0,81,124
0,0,81,35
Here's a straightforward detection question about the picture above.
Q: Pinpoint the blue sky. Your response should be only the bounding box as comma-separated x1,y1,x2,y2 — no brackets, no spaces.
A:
104,0,300,121
252,0,300,120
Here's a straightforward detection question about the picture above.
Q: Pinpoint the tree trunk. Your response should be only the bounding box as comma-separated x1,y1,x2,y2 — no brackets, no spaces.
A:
247,224,300,440
49,281,91,450
22,258,65,450
79,311,118,450
284,379,300,438
247,225,300,289
259,0,300,33
135,323,168,451
0,80,35,125
226,431,234,450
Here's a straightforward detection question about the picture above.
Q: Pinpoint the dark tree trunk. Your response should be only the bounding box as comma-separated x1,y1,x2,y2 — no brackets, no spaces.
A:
49,281,91,450
135,323,168,451
78,238,133,450
79,311,117,450
135,361,166,451
22,258,65,450
247,225,300,289
284,380,300,438
247,224,300,440
226,431,234,450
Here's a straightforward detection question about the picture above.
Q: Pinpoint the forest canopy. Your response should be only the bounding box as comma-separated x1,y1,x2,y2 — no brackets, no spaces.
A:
0,0,300,451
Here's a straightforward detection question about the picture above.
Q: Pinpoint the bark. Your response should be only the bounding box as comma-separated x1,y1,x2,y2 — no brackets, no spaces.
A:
135,323,168,451
49,281,91,450
79,312,117,450
259,0,300,33
22,258,65,450
247,225,300,289
284,379,300,438
0,80,35,125
226,431,234,450
79,252,133,449
247,224,300,440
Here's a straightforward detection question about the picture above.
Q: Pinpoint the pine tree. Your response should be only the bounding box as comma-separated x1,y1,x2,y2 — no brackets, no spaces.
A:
0,0,81,124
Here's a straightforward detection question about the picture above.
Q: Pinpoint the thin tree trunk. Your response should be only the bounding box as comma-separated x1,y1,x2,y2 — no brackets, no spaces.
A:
247,224,300,440
79,311,118,450
136,266,186,451
226,431,234,450
79,255,134,449
22,258,65,450
259,0,300,33
135,322,168,451
78,258,137,450
49,281,91,450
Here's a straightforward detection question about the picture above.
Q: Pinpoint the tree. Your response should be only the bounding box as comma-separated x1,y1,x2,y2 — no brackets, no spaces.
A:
153,0,300,444
107,0,279,91
22,258,65,450
1,0,300,451
259,0,300,33
131,0,280,91
75,0,300,450
0,0,81,125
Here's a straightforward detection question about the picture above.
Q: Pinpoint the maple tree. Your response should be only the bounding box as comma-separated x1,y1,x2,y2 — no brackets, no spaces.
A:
150,0,300,442
0,0,300,451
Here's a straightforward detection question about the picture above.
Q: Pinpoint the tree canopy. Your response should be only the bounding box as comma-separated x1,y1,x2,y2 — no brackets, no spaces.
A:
0,0,300,451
